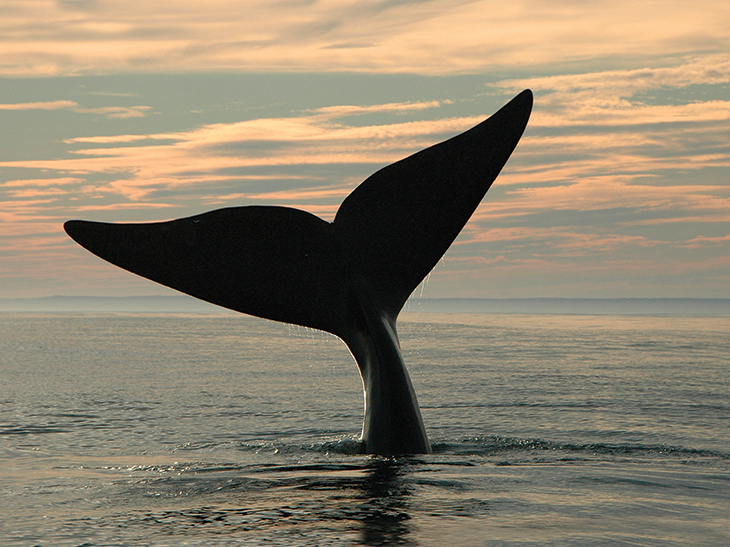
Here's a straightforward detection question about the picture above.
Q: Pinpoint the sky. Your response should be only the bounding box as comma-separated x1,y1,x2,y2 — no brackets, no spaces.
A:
1,0,729,300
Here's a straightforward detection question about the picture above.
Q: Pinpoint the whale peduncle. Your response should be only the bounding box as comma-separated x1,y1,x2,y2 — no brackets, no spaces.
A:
341,290,431,455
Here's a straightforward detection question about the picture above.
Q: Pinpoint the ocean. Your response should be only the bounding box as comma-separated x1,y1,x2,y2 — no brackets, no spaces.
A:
1,311,728,546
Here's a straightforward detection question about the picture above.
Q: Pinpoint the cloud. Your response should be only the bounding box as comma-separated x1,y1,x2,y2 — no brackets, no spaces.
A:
74,105,153,118
3,71,728,225
1,1,728,76
2,101,482,204
0,99,152,118
500,54,730,96
0,100,78,110
2,176,84,187
65,134,174,144
461,54,730,234
465,176,730,241
495,54,730,136
308,100,445,117
681,234,730,248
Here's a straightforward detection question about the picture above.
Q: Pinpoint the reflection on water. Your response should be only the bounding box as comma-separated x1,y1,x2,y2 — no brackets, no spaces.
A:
356,459,414,546
114,458,421,545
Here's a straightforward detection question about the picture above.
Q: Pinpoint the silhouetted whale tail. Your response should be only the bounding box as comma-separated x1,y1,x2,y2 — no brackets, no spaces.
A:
64,90,533,455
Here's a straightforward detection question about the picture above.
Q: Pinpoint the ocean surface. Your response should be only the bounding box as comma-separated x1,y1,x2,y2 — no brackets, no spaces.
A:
1,312,728,546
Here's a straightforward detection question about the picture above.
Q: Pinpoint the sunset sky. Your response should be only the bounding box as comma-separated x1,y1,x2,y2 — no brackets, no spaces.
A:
1,0,729,300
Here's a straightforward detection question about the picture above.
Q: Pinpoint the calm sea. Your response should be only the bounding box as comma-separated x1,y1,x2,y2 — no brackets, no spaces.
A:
1,312,728,546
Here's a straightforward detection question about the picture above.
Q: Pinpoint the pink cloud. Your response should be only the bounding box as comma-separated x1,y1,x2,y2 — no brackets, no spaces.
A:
2,177,84,187
681,234,730,248
1,106,483,205
0,100,77,110
0,1,727,76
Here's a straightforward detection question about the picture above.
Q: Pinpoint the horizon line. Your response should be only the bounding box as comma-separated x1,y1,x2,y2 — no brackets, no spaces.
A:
1,295,728,316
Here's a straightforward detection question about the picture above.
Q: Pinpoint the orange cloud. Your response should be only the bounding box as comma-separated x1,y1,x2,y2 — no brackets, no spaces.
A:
1,104,481,204
1,1,728,76
0,100,77,110
2,177,84,187
74,105,152,118
681,235,730,248
0,99,152,118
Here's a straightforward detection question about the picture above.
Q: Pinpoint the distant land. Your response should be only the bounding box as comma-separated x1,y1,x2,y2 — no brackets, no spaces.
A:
1,296,729,315
0,295,225,313
404,298,730,315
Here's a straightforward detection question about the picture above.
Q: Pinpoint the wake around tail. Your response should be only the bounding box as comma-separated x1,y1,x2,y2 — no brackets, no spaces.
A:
64,90,533,455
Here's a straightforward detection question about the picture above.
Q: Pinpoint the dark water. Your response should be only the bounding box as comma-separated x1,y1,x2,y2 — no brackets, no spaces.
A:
1,313,728,545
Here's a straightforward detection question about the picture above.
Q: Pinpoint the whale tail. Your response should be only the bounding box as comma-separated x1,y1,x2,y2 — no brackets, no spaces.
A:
64,90,533,454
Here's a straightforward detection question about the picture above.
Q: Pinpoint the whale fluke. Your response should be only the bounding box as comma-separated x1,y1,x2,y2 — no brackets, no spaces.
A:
64,89,533,455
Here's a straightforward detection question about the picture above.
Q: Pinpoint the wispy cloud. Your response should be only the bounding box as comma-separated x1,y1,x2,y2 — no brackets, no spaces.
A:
1,1,728,76
498,54,730,130
471,54,730,236
2,176,84,187
0,99,152,118
2,102,479,205
0,100,78,110
308,100,445,117
500,54,730,95
681,234,730,248
4,66,728,227
74,105,152,118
